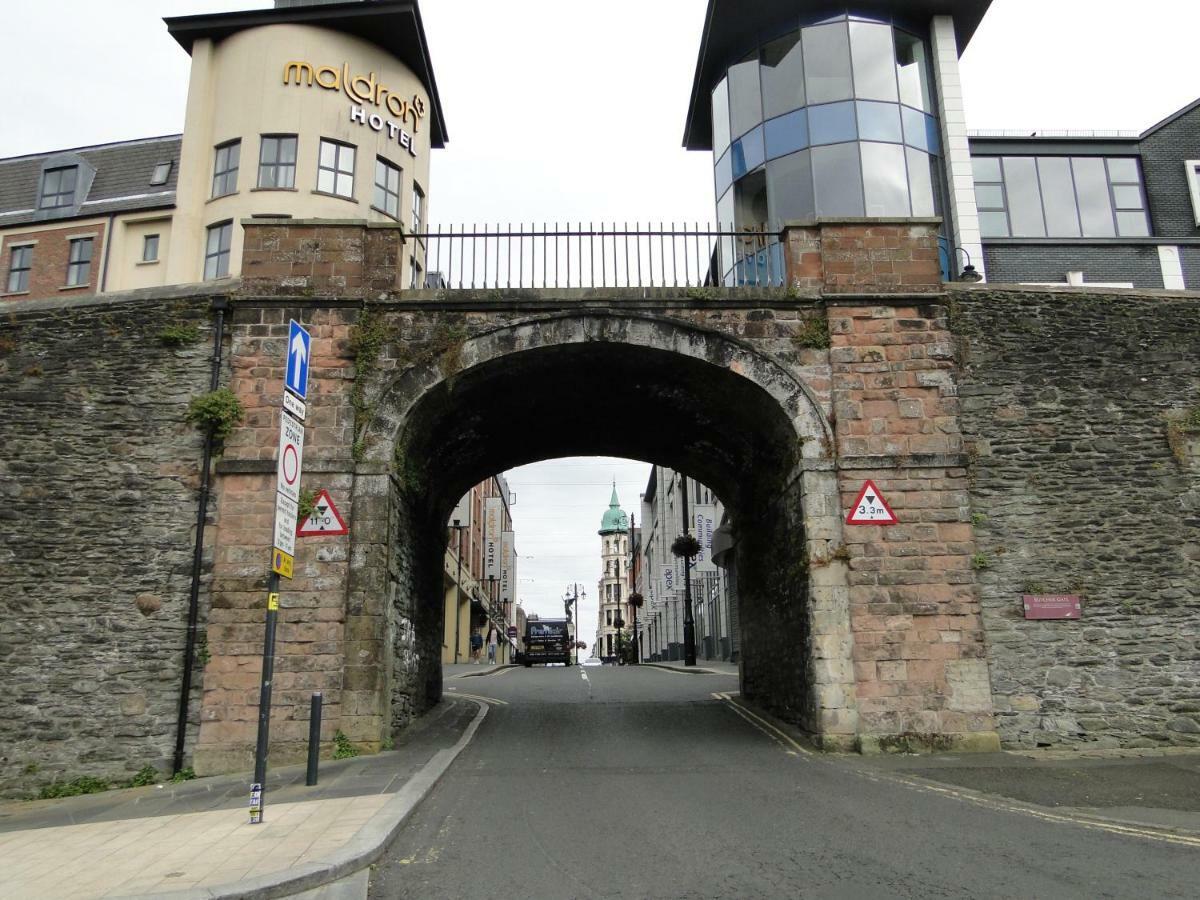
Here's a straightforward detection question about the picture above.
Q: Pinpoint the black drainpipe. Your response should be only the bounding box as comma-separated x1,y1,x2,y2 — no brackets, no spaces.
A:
173,296,228,775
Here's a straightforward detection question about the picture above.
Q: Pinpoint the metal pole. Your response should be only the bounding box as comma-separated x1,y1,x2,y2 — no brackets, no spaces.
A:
681,478,696,667
174,300,226,776
250,571,281,823
453,523,463,664
305,692,323,787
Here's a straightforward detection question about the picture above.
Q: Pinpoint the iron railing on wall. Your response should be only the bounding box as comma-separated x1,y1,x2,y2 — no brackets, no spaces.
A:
411,224,786,291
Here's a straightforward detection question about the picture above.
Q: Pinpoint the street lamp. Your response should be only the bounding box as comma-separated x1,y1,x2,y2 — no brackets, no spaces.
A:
628,592,644,665
451,519,467,664
564,583,585,666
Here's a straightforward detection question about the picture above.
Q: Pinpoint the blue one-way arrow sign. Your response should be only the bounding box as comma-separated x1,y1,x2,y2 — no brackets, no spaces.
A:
285,320,311,400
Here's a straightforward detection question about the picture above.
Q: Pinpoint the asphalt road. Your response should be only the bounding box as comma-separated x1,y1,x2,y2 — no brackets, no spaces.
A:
369,665,1199,899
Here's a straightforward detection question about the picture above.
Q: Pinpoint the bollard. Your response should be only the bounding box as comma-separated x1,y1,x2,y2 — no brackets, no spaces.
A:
306,692,323,787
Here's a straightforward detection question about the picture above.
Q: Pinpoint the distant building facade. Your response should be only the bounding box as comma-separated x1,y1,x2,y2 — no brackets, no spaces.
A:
637,466,737,664
595,486,630,663
442,474,517,665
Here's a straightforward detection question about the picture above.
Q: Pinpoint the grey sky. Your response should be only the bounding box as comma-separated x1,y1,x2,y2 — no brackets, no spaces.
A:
3,0,1197,637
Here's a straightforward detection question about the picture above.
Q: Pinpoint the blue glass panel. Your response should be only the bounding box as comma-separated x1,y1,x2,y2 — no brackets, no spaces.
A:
715,147,733,198
856,101,902,143
808,101,857,146
732,242,785,287
765,110,809,160
901,105,929,152
924,114,941,155
731,126,765,180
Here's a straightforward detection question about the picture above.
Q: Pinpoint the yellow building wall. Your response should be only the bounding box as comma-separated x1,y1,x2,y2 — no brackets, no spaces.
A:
168,24,434,287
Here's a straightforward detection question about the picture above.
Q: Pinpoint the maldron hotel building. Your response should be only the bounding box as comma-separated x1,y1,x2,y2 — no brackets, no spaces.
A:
2,0,1200,297
0,0,446,300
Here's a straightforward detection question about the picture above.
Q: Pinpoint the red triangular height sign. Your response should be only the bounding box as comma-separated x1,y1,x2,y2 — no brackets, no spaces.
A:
846,479,898,526
296,489,350,536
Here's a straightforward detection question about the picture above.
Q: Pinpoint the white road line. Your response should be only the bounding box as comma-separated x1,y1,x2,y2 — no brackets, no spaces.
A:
450,692,508,706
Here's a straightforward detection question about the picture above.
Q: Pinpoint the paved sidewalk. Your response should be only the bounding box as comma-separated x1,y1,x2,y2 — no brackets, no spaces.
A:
640,659,740,678
0,697,485,900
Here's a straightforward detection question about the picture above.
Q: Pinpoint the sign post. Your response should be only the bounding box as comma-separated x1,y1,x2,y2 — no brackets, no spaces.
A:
250,320,310,825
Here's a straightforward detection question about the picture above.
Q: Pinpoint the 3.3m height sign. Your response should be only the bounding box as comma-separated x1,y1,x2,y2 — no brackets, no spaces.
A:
845,480,898,526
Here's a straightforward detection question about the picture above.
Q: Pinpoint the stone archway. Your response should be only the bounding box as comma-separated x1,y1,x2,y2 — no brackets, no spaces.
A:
342,310,860,749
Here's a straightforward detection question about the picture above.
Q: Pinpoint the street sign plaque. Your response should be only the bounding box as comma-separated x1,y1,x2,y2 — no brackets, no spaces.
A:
274,493,298,557
1022,595,1082,620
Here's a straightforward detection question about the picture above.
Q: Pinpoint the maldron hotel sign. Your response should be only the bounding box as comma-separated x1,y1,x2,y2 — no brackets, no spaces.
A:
284,61,427,157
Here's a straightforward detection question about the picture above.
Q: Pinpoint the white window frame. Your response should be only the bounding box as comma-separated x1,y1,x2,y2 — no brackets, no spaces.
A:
1186,160,1200,227
142,234,160,263
204,221,233,280
317,139,356,198
66,237,93,287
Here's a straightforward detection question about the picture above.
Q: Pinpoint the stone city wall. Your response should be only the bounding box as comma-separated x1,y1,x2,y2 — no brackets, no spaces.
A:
0,286,219,797
953,285,1200,749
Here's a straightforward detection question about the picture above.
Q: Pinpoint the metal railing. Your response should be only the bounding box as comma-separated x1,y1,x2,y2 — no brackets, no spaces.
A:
412,223,785,290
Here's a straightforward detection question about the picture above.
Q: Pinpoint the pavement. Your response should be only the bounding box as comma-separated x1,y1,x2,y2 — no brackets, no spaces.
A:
1,661,1197,899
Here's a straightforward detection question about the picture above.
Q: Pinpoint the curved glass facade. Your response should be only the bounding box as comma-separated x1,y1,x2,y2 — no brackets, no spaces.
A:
712,13,943,238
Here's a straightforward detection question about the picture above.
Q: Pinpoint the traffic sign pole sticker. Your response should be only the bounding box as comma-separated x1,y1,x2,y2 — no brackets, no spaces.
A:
846,479,898,525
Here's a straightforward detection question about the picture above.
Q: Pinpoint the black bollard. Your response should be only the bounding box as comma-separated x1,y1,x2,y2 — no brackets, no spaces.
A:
306,692,323,787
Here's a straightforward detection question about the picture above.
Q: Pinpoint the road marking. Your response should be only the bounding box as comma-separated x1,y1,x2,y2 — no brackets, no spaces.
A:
716,695,812,757
879,774,1200,849
486,666,516,678
449,692,508,706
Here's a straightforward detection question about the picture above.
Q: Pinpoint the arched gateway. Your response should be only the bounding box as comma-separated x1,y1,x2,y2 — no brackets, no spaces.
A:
191,222,1000,775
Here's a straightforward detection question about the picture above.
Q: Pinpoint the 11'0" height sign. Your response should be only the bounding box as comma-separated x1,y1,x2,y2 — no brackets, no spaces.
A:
272,321,311,578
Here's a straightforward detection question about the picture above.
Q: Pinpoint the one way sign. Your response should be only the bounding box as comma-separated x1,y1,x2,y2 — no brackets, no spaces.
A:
846,480,898,525
297,489,349,537
285,319,311,400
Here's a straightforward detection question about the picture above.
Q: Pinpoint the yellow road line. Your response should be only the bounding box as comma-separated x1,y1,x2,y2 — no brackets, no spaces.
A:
714,693,812,757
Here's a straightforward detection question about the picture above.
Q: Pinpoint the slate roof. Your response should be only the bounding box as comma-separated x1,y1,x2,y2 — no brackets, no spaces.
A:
0,135,181,229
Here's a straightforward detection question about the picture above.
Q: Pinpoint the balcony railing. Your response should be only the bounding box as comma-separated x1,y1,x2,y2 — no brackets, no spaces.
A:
412,223,785,291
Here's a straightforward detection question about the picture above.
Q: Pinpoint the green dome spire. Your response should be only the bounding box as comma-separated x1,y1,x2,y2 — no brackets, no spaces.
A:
599,482,629,534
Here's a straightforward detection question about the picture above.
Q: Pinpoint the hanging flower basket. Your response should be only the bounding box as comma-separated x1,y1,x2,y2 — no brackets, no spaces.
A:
628,592,645,608
671,534,701,559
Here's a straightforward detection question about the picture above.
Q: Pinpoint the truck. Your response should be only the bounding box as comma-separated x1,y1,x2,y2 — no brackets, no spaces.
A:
523,618,572,666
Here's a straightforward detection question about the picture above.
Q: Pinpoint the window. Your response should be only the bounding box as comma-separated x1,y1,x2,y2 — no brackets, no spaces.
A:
761,32,805,119
40,166,77,209
1188,161,1200,227
258,135,297,189
66,238,93,287
373,157,402,218
803,22,853,105
150,161,172,186
849,22,899,103
1108,159,1149,237
317,139,355,197
211,141,240,198
412,184,425,233
409,255,423,289
606,610,612,626
142,234,160,262
204,222,233,280
973,155,1151,239
6,245,32,293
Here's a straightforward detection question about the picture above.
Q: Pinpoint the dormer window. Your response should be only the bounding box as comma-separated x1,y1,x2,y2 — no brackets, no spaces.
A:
39,166,78,209
150,161,173,186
